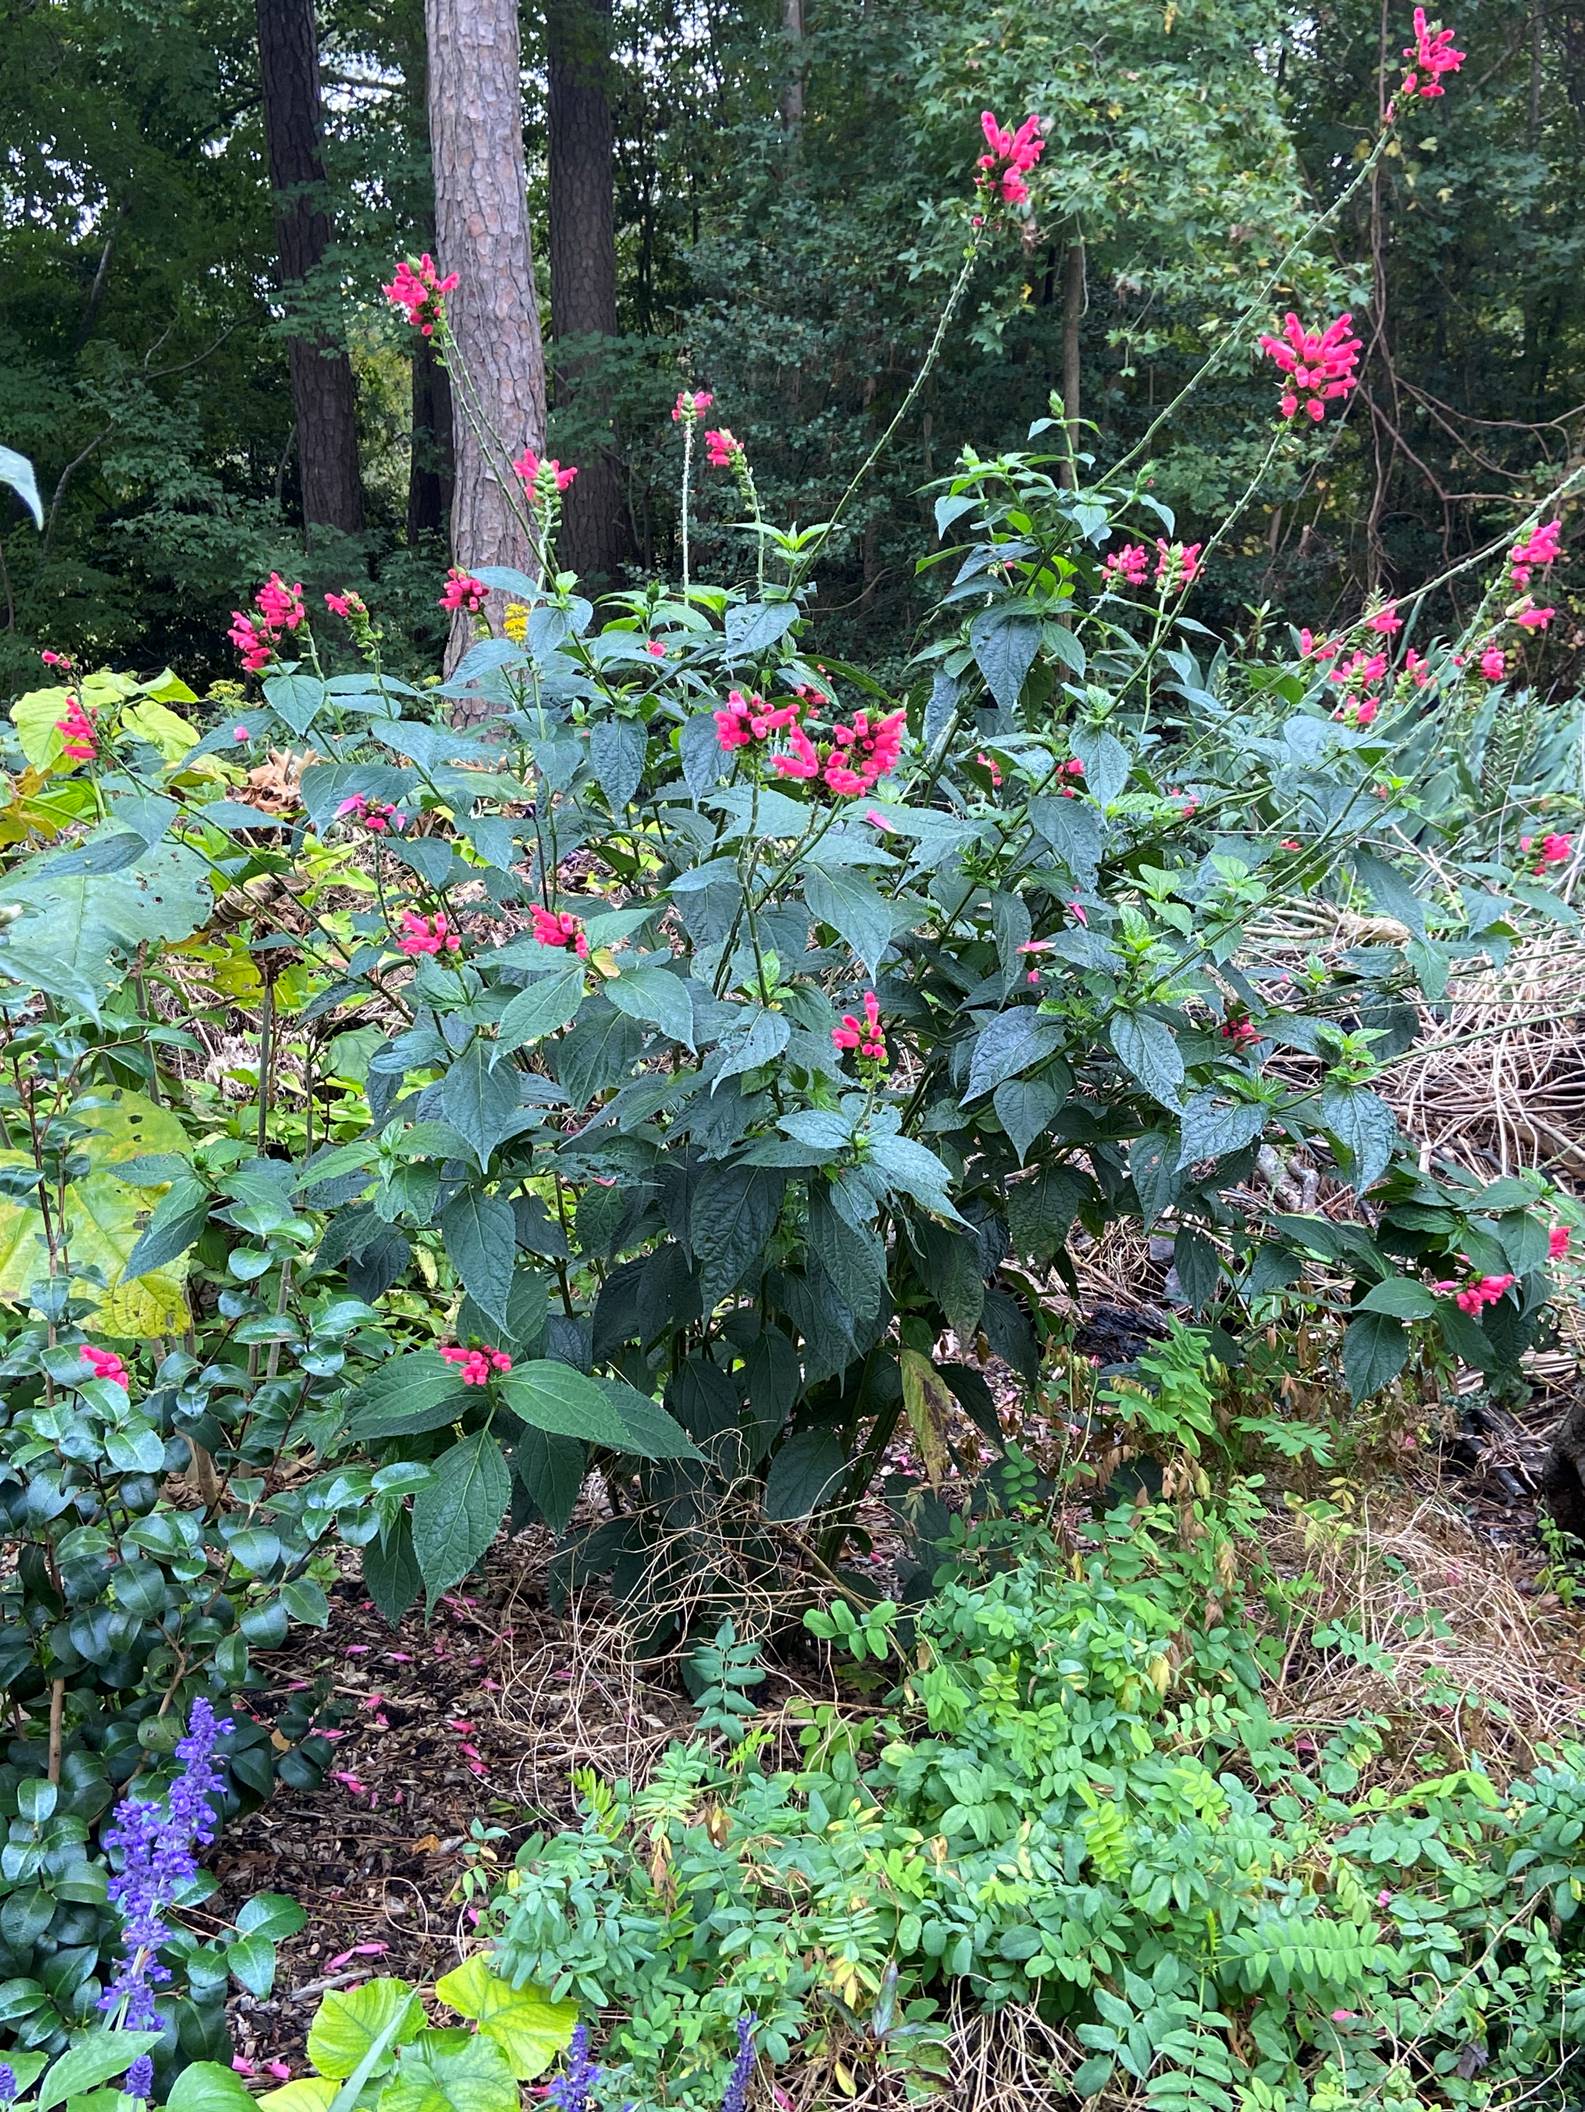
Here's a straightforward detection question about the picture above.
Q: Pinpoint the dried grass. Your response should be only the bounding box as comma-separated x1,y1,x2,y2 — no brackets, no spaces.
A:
1264,1483,1585,1785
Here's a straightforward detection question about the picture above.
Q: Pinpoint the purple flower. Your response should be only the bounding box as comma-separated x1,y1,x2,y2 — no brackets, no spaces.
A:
0,2063,17,2107
548,2025,602,2111
99,1696,234,2028
720,2016,756,2112
125,2055,155,2103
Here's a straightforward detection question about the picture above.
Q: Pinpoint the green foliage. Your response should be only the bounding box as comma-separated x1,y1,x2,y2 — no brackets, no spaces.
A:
486,1471,1585,2108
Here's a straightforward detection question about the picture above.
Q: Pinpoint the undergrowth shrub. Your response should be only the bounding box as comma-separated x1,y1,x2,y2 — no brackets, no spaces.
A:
485,1434,1585,2110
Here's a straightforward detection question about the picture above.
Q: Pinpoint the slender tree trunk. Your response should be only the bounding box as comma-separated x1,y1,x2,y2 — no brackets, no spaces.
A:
256,0,363,538
548,0,627,584
402,13,452,546
1059,232,1084,490
780,0,805,127
426,0,547,661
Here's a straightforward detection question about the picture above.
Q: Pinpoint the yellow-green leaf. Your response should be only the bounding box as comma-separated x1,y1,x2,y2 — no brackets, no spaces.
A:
433,1956,578,2080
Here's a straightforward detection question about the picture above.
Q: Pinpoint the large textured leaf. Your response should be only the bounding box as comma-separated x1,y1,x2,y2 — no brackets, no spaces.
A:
306,1980,426,2080
899,1348,952,1488
0,1092,193,1334
805,867,895,977
433,1957,577,2081
1342,1312,1409,1402
495,967,586,1055
381,2030,519,2112
605,964,695,1048
969,608,1039,712
1109,1011,1184,1113
440,1189,517,1331
347,1350,471,1441
691,1164,784,1306
589,718,647,811
5,840,212,999
497,1360,632,1445
411,1432,512,1611
440,1040,522,1169
763,1428,845,1519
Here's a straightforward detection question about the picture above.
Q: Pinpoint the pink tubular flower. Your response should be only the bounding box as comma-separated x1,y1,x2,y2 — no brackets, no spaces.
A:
1550,1224,1572,1261
1479,645,1506,682
529,904,589,959
396,910,461,958
1366,600,1402,635
773,705,907,799
229,572,306,675
977,750,1003,787
324,589,367,620
82,1344,128,1388
1510,599,1555,630
704,428,743,470
233,725,251,743
976,110,1045,208
1220,1015,1260,1051
713,688,802,754
336,793,404,836
832,989,887,1064
645,640,667,658
1102,543,1150,587
55,694,97,762
1299,628,1341,663
439,567,488,616
383,253,458,337
1400,9,1465,100
439,1343,513,1387
1524,830,1573,875
1510,519,1563,589
1435,1269,1516,1316
1259,312,1361,423
512,446,578,496
41,648,74,673
671,389,714,422
1155,539,1202,589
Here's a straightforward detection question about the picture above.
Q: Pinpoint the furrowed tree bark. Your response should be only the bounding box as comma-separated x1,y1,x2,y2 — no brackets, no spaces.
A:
548,0,627,585
256,0,364,538
425,0,547,669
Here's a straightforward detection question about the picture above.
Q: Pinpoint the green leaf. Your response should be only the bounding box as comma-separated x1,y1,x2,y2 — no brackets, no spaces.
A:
763,1428,845,1519
308,1980,426,2084
1072,727,1129,805
411,1434,512,1612
1343,1312,1409,1401
510,1426,584,1531
964,1009,1066,1102
691,1164,785,1306
1176,1091,1265,1168
347,1351,469,1441
969,608,1039,712
992,1075,1062,1164
124,1174,211,1278
713,1004,790,1086
440,1190,517,1332
380,2032,518,2112
364,1514,423,1625
1358,1278,1440,1321
433,1957,578,2081
226,1928,278,1997
167,2065,262,2112
867,1134,965,1225
497,1361,632,1445
805,867,895,978
605,964,695,1048
236,1893,307,1942
36,2032,164,2111
1110,1012,1184,1113
1352,848,1426,939
589,718,647,811
595,1377,705,1460
1319,1085,1398,1193
440,1041,522,1170
1006,1165,1090,1260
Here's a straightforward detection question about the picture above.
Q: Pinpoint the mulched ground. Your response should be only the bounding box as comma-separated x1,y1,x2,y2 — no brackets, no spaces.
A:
211,1534,698,2074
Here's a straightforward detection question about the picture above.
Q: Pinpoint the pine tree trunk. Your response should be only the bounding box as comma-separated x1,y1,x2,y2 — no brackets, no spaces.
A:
425,0,547,665
256,0,363,539
548,0,627,585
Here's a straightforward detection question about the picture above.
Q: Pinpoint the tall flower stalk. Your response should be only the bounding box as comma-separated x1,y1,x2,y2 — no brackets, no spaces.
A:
100,1698,234,2028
